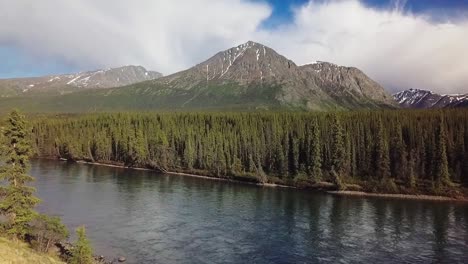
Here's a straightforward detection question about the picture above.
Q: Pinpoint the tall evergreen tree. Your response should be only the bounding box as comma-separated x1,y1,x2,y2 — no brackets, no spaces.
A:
309,118,322,182
434,116,451,187
375,118,391,181
0,110,40,239
330,114,345,189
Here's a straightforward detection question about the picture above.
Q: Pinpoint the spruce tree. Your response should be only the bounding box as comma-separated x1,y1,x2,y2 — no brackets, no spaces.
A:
183,137,195,169
330,114,345,189
407,150,417,189
375,119,391,181
434,117,451,187
390,123,407,180
310,118,322,182
71,226,94,264
0,110,40,239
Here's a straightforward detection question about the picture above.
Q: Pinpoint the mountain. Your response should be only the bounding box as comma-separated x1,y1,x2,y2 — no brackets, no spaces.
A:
394,88,468,108
299,61,394,108
0,65,162,97
0,41,395,112
73,41,395,111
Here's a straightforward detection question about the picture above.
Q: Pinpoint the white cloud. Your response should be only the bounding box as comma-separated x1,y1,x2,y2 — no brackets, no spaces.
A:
258,0,468,93
0,0,271,74
1,0,468,93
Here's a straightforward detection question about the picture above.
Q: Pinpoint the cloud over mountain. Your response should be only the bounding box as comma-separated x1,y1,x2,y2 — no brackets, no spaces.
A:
1,0,468,93
260,0,468,93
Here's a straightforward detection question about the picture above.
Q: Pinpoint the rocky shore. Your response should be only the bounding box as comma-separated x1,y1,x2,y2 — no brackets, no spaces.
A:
56,242,127,263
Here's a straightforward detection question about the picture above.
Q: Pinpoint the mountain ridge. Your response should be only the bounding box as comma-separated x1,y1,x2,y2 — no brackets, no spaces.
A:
0,65,162,97
394,88,468,108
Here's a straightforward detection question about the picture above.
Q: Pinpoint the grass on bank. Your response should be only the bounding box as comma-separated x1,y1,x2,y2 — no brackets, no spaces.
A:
0,237,65,264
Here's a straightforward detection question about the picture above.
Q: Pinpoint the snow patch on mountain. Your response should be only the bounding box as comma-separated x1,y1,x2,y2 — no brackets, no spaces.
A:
394,88,468,108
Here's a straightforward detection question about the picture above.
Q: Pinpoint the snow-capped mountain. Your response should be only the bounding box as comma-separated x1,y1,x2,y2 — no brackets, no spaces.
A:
394,88,468,108
0,65,162,97
154,41,396,110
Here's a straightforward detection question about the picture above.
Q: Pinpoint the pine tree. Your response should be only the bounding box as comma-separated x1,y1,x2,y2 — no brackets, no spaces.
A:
70,226,94,264
330,114,345,189
309,118,322,182
407,150,417,189
375,118,391,181
183,136,195,169
434,116,451,187
330,115,345,173
390,123,407,180
0,110,40,239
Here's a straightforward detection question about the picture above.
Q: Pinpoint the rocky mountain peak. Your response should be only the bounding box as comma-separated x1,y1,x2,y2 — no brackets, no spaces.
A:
300,62,395,105
156,41,396,109
394,88,468,108
176,41,298,84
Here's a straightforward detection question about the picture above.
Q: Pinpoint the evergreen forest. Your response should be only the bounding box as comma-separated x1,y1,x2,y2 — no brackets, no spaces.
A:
29,110,468,196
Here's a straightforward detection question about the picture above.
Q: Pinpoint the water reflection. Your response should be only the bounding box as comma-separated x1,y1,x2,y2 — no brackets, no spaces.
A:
31,159,468,264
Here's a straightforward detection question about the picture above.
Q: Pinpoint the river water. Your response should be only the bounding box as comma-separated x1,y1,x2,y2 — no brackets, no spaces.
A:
31,159,468,264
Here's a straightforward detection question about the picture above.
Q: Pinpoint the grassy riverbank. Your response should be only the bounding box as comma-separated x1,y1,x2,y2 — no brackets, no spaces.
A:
0,237,65,264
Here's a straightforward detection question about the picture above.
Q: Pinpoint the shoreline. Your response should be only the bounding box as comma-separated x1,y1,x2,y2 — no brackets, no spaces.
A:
46,158,468,203
328,190,468,202
73,159,294,189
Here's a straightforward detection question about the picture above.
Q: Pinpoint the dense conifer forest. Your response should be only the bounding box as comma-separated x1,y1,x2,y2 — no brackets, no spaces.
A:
30,110,468,196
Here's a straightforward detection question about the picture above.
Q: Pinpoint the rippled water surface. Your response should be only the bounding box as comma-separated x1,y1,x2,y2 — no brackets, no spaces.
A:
32,159,468,264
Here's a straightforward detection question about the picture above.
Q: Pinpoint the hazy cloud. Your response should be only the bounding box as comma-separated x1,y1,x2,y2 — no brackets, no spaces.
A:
1,0,468,93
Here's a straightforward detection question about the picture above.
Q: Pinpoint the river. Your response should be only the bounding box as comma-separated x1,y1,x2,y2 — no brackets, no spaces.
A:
31,159,468,263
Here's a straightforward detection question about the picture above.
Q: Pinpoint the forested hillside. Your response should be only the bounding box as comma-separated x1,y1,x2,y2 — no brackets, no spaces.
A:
30,110,468,196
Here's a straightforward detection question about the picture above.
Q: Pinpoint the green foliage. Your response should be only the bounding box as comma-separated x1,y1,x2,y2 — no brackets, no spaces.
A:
309,118,322,182
30,214,69,253
70,226,93,264
29,109,468,195
433,116,451,188
330,114,345,186
374,118,391,180
0,110,40,239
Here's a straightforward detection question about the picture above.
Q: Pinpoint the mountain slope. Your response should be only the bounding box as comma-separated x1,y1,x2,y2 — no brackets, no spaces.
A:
300,62,395,108
63,41,395,111
394,88,468,108
0,41,396,112
0,65,162,97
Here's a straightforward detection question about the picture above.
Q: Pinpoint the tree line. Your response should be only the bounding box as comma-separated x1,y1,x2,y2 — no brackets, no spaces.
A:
31,110,468,195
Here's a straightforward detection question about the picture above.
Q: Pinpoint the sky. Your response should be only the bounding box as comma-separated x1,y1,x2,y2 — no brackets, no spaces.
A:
1,0,468,93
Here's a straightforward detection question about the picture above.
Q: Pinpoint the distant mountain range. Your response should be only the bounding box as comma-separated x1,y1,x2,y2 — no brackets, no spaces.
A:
0,41,398,112
0,65,162,97
394,88,468,109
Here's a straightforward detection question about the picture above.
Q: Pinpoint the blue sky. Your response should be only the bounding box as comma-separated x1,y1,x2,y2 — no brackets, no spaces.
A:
261,0,468,27
1,0,468,93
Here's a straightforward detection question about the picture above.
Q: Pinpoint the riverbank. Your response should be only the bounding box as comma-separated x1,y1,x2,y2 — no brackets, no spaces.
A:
0,237,65,264
328,190,468,202
48,158,468,203
73,159,294,189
